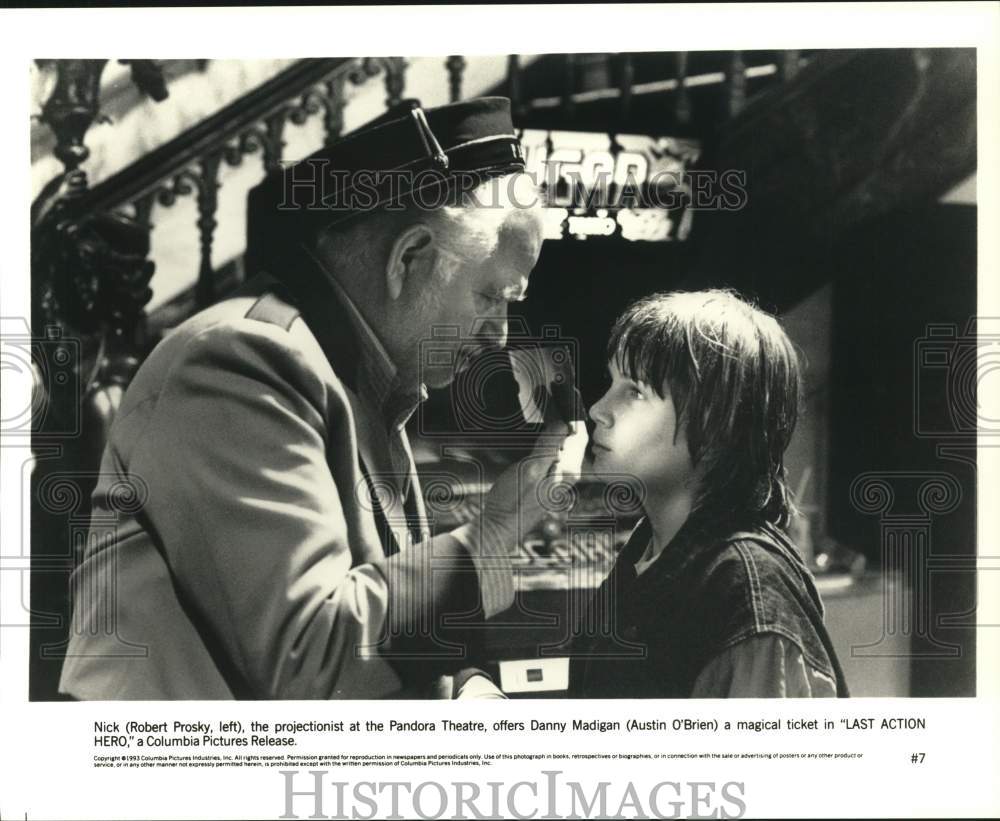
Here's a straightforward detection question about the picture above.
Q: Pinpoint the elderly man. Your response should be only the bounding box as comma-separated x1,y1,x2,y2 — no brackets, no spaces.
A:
59,97,571,699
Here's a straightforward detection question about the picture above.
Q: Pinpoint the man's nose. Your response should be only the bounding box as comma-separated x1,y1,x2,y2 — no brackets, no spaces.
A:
481,312,509,350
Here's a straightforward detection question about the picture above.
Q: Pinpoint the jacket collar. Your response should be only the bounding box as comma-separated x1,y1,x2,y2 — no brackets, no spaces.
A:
616,508,738,589
270,245,428,430
322,269,428,429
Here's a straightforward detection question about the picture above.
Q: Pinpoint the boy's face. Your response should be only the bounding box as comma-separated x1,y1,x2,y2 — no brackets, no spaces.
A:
588,361,696,496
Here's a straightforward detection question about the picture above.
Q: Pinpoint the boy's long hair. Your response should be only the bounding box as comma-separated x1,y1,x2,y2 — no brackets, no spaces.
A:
607,289,801,529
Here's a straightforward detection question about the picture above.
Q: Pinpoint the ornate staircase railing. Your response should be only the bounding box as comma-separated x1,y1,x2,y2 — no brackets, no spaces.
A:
30,57,428,434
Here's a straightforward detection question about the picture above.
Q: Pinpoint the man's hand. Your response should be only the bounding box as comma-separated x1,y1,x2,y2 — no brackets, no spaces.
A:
427,669,507,699
451,416,586,618
491,340,588,541
482,417,584,542
451,342,589,620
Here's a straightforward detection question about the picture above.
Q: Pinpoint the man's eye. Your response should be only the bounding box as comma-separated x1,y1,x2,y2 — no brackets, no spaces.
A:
477,292,505,307
628,386,644,399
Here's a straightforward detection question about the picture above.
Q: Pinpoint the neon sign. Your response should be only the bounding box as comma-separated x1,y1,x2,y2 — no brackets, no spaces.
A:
519,130,704,242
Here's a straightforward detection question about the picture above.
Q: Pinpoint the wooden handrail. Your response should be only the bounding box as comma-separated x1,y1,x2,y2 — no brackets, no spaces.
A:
31,55,412,365
71,57,356,218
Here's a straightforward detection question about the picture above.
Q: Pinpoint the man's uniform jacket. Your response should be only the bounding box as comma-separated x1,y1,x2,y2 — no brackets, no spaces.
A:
59,274,500,699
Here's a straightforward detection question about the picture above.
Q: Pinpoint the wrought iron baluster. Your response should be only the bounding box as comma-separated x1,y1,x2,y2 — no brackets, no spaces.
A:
781,50,801,82
578,54,610,91
289,79,349,150
724,51,747,120
608,129,623,214
446,55,466,103
131,191,157,230
674,52,691,126
618,54,634,123
381,57,408,109
507,55,525,119
262,110,287,173
222,125,266,172
543,129,555,195
348,57,381,87
322,74,348,146
562,54,576,117
195,153,221,308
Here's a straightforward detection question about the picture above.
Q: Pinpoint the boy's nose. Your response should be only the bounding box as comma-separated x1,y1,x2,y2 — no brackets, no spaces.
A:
588,396,611,427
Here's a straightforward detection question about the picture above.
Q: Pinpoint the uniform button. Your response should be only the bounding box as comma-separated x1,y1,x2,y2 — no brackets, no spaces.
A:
623,625,640,641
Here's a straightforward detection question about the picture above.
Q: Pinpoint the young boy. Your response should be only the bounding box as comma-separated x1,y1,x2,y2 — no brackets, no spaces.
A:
575,289,848,698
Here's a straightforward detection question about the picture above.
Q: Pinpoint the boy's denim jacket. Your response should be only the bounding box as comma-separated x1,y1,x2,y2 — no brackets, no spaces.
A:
573,513,850,698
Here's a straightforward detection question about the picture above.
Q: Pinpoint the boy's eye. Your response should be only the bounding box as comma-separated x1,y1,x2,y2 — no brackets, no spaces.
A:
628,385,644,399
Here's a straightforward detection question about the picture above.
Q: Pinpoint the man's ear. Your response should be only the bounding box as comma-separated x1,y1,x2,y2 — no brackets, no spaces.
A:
385,223,435,301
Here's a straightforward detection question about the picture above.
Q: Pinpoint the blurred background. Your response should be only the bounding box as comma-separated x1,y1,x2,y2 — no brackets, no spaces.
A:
28,51,977,699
